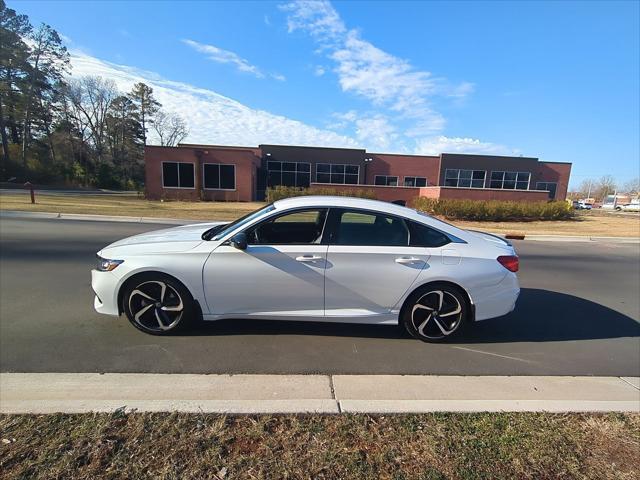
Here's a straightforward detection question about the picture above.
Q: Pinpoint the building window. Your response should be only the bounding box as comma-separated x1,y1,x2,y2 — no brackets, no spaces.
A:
490,171,530,190
536,182,557,199
267,161,311,188
404,176,427,187
316,164,359,185
374,175,399,186
162,162,194,188
204,164,236,190
444,169,486,188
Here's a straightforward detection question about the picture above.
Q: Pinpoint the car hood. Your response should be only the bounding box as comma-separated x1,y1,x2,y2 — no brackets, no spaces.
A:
99,221,226,256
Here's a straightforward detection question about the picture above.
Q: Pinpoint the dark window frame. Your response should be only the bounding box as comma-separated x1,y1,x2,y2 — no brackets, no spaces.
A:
162,161,195,189
490,171,531,190
203,163,236,191
404,176,427,187
444,169,486,188
267,161,311,188
316,163,360,185
536,181,558,199
374,175,399,186
243,207,330,246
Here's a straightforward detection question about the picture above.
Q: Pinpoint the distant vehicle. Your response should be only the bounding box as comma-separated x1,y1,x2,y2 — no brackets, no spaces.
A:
620,200,640,212
602,194,631,210
574,200,592,210
91,196,520,342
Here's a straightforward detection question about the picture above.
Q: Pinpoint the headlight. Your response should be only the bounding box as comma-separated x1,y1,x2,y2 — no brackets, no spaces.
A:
97,255,124,272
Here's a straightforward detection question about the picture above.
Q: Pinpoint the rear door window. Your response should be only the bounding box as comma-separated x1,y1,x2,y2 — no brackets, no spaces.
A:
332,210,409,246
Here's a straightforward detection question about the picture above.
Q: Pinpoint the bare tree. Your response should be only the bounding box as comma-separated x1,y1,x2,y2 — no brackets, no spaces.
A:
67,76,117,164
622,177,639,197
151,109,188,146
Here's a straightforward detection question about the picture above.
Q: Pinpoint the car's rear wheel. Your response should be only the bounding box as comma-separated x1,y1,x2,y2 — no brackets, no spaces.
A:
122,274,195,335
402,283,468,342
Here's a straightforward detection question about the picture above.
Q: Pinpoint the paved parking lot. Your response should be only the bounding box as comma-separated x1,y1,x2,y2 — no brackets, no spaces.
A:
1,217,638,376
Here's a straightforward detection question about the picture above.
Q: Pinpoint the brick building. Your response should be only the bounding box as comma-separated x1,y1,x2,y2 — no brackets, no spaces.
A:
145,143,571,203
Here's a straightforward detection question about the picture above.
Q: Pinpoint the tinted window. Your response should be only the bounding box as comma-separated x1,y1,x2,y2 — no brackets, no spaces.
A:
162,162,179,187
163,162,194,188
178,163,194,188
248,209,328,245
408,221,451,248
204,164,235,190
334,210,409,246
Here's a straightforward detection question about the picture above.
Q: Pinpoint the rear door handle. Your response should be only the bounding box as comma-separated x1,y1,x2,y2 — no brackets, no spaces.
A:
296,255,323,262
395,257,424,264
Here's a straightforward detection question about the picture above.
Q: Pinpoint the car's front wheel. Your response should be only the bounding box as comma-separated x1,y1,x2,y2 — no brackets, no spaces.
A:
122,274,195,335
402,283,468,342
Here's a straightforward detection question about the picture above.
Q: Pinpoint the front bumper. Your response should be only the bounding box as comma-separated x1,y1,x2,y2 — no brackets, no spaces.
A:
91,269,120,316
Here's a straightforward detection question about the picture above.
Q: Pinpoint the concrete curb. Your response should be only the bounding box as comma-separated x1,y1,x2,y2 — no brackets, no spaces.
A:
2,373,638,414
2,210,639,243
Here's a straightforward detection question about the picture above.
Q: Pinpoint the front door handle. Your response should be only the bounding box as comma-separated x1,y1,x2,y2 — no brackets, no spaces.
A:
296,255,323,262
395,257,424,264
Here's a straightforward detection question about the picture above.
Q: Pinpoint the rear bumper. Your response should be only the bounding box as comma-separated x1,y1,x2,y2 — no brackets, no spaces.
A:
91,269,120,316
472,273,520,321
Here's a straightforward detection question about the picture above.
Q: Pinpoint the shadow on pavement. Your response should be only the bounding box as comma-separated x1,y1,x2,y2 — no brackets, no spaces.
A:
182,288,640,343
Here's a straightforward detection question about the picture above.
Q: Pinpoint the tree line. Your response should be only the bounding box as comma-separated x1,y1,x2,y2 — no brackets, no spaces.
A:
0,0,188,189
570,175,639,201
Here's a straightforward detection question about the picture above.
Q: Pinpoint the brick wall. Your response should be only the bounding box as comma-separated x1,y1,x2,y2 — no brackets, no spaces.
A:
535,162,572,200
145,146,260,201
366,153,440,186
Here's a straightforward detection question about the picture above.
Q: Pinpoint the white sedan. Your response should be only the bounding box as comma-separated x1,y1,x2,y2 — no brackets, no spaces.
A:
92,196,520,342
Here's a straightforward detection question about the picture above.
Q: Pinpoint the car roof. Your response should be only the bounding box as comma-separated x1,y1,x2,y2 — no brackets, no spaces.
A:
272,196,467,237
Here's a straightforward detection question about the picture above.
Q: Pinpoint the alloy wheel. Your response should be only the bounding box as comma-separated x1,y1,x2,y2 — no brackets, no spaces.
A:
128,280,184,332
411,290,463,340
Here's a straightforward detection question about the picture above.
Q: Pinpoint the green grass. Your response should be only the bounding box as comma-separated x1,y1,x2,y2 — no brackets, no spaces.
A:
1,412,638,479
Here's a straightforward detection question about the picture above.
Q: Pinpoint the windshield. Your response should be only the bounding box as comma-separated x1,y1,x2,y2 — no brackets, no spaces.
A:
203,204,275,241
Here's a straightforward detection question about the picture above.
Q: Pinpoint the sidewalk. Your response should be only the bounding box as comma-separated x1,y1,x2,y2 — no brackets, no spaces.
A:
2,373,638,414
2,210,639,242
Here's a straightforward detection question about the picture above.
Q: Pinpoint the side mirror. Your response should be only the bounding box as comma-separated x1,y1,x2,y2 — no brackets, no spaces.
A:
230,232,247,250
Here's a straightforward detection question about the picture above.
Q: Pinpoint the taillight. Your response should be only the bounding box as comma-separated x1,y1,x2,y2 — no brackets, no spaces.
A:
497,255,519,272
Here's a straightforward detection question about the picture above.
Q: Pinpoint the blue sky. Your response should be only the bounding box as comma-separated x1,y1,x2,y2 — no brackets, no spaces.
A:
13,0,640,188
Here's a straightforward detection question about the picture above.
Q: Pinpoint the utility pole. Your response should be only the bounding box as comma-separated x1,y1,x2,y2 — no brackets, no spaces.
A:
587,180,592,199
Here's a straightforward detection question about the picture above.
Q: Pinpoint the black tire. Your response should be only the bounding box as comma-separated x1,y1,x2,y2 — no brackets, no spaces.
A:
122,273,195,335
402,283,469,343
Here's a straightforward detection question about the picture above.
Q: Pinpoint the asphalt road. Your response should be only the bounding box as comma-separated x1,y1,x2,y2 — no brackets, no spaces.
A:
1,217,639,376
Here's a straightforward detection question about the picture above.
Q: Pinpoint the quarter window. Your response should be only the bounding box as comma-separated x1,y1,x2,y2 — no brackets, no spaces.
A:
162,162,194,188
204,164,236,190
267,161,311,188
404,176,427,187
374,175,399,186
444,169,486,188
316,163,359,185
247,208,328,245
408,221,451,247
490,171,530,190
536,182,557,199
334,210,409,246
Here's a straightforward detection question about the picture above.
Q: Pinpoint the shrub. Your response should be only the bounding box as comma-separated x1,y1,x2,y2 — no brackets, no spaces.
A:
412,198,574,221
266,186,376,202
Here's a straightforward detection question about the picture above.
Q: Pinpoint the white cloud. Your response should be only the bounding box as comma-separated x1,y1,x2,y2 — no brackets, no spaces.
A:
68,50,359,148
415,136,514,156
183,39,286,81
281,0,473,135
354,114,398,151
314,65,326,76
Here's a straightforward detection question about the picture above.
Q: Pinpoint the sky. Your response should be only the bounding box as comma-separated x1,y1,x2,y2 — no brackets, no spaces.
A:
12,0,640,188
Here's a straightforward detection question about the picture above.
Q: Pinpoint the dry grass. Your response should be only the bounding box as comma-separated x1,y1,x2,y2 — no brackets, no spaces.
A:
0,412,638,479
0,193,264,222
1,192,639,237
